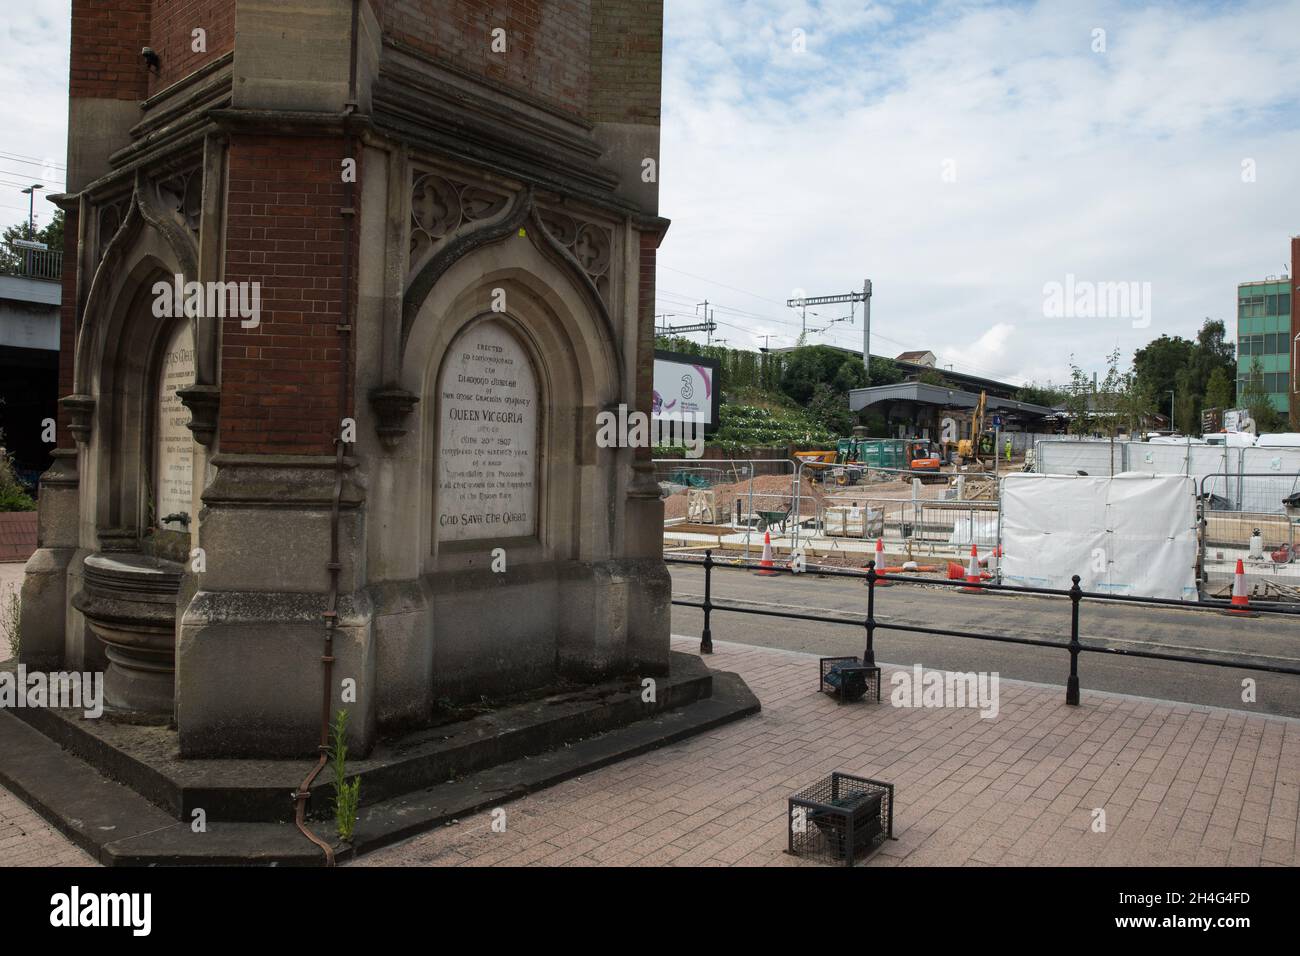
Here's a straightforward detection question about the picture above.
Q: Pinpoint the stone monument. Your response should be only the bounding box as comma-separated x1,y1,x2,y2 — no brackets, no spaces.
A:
22,0,678,758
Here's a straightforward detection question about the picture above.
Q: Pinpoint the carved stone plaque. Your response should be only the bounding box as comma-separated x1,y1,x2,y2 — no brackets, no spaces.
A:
154,320,195,529
436,320,538,541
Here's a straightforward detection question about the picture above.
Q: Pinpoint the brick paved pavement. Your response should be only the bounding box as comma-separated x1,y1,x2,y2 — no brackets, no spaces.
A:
0,788,95,867
1,636,1296,867
357,638,1300,867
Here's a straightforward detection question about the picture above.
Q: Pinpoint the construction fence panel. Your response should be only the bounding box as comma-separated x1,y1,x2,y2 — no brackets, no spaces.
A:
1122,442,1240,478
1241,447,1300,485
918,500,999,548
1199,472,1300,562
1006,431,1057,454
656,458,800,549
1034,440,1125,477
1001,473,1198,600
1198,472,1300,594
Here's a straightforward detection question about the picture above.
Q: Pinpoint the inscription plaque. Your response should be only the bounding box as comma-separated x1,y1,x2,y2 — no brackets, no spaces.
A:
437,320,538,541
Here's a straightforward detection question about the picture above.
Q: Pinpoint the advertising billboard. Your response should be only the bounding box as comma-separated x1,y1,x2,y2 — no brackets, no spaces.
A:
652,350,720,433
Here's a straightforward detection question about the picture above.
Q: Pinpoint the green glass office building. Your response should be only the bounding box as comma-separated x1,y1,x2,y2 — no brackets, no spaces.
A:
1236,278,1292,414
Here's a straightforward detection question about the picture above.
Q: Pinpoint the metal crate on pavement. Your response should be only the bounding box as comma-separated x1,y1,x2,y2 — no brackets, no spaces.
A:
788,772,894,866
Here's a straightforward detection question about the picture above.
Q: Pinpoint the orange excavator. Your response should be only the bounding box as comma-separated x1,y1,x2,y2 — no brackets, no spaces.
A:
906,439,945,483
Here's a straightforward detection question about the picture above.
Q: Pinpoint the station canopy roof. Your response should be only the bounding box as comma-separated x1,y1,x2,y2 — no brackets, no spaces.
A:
847,381,1055,418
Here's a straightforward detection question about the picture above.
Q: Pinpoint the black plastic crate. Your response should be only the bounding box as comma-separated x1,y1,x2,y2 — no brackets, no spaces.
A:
788,772,894,866
819,656,881,703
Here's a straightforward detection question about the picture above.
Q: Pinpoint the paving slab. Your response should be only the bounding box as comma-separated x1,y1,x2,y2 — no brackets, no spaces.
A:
2,636,1297,867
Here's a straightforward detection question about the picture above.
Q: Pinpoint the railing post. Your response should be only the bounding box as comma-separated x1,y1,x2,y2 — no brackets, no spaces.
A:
700,549,714,655
863,559,877,667
1066,574,1082,705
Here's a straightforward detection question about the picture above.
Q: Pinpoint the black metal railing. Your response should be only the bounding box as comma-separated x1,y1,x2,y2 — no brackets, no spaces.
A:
0,242,62,281
667,551,1300,706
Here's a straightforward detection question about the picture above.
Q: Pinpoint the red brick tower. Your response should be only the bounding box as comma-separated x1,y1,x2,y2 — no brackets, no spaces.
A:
27,0,670,756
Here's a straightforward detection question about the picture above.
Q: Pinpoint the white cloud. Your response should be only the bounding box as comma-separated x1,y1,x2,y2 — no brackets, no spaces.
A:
659,0,1300,387
0,2,70,231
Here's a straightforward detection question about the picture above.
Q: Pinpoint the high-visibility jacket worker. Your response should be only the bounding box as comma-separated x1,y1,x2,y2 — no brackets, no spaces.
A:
1004,437,1012,461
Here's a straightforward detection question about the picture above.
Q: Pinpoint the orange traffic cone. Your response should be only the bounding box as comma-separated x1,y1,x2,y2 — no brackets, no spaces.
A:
755,531,780,576
961,543,984,593
873,538,892,586
1224,558,1257,616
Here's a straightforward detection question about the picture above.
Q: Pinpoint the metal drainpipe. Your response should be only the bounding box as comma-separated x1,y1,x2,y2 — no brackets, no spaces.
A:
293,0,360,866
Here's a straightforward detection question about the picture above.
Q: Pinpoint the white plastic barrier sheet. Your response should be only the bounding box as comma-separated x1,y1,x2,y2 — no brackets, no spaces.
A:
947,513,998,547
1035,440,1124,476
1000,473,1198,600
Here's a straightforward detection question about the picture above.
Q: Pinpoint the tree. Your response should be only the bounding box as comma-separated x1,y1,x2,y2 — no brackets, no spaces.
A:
867,356,903,386
779,346,866,404
1133,334,1194,403
0,208,64,276
1094,348,1152,438
1015,382,1068,408
1064,356,1094,435
1190,319,1236,389
1203,367,1234,412
807,383,856,435
1132,318,1237,434
832,359,868,393
1241,358,1285,432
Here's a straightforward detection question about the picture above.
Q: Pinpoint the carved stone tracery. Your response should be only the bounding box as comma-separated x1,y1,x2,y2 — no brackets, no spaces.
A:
535,206,612,305
409,171,510,268
154,169,203,243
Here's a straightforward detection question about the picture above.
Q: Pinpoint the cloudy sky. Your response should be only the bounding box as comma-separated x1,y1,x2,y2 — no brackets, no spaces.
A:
3,1,1297,388
658,0,1300,387
0,4,67,237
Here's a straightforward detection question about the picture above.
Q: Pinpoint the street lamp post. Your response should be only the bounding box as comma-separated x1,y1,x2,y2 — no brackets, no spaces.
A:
19,184,44,275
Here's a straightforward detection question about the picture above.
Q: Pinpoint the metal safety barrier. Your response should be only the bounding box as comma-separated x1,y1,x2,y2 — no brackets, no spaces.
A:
666,551,1300,706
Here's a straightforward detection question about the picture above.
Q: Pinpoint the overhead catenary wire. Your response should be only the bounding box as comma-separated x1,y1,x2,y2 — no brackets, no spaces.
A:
0,169,66,187
654,279,1030,387
0,150,67,170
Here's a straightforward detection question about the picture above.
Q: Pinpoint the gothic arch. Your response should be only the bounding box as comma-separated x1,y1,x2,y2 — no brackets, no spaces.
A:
398,240,625,570
75,174,202,397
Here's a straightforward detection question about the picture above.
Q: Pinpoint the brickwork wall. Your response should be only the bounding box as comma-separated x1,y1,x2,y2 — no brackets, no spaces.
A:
220,135,354,455
375,0,591,116
70,0,235,101
589,1,662,124
147,0,235,93
70,0,152,100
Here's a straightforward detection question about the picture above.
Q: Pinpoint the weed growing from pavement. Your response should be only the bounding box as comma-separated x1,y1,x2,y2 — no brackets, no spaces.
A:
331,709,361,843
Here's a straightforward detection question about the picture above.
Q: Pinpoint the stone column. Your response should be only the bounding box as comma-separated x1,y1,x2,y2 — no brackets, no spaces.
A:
18,449,80,669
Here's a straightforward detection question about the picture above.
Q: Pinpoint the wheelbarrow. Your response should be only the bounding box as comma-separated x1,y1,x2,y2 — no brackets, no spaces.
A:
756,504,792,534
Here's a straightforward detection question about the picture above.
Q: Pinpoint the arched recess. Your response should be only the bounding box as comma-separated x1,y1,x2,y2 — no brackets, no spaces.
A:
74,192,210,554
399,239,624,573
75,177,202,396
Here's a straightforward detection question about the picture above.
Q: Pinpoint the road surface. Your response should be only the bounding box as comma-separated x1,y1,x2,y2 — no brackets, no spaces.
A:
668,561,1300,718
